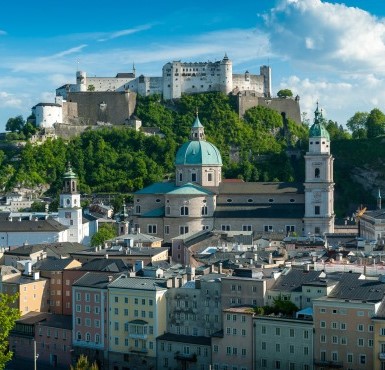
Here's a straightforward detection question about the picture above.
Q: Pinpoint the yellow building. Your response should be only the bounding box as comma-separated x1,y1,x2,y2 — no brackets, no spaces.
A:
108,275,167,370
2,271,49,315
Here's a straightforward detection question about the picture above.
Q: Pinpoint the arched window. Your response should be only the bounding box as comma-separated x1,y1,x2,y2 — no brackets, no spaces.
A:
315,168,320,178
86,332,91,342
179,172,183,182
95,334,100,344
77,331,81,341
181,206,189,216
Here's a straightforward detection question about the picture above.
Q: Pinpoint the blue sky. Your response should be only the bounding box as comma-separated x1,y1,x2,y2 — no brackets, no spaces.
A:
1,0,385,131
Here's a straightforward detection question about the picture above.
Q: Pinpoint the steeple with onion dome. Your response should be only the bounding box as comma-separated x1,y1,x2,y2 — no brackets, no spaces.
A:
304,104,335,235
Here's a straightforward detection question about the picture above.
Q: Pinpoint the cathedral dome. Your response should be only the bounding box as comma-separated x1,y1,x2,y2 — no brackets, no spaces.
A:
175,140,222,166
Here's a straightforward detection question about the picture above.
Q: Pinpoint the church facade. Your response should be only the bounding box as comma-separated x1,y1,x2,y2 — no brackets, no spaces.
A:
133,106,334,243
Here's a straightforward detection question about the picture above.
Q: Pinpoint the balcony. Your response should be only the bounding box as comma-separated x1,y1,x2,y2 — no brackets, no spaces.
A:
128,333,147,340
314,360,343,368
129,347,148,354
174,352,197,362
379,352,385,361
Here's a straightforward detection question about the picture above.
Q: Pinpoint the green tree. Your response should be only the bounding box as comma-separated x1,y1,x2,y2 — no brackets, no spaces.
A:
0,293,20,370
87,85,95,92
346,112,368,139
5,115,25,133
366,108,385,138
325,120,351,141
70,354,98,370
91,223,117,247
277,89,293,98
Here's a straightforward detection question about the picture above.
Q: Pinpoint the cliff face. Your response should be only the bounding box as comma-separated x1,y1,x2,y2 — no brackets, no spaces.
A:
332,137,385,216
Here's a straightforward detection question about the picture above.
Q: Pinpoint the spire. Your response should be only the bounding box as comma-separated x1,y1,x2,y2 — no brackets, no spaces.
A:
132,62,136,76
190,112,205,141
378,188,382,210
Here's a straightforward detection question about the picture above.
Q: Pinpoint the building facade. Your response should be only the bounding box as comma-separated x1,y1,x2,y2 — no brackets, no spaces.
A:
133,106,334,244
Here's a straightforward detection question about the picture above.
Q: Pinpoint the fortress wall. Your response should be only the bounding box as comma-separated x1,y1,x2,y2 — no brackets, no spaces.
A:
67,91,136,125
86,77,135,92
232,74,265,94
236,92,301,124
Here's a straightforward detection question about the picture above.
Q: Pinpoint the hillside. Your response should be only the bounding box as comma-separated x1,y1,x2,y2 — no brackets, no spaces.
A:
0,92,383,217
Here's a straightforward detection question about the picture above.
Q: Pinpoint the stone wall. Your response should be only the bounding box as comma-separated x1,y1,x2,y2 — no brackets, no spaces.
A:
236,92,302,124
66,91,136,125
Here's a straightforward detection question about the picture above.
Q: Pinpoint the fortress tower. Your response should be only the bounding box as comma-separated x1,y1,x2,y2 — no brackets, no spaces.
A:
304,104,335,235
219,53,233,94
76,71,87,92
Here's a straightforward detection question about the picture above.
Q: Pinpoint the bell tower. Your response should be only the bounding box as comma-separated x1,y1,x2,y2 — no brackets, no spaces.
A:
304,104,335,236
58,163,83,243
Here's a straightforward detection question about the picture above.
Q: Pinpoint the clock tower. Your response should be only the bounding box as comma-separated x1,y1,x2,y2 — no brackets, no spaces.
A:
58,163,83,243
304,104,335,236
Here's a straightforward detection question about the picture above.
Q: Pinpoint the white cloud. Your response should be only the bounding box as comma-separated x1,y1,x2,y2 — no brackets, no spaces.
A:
280,73,385,125
97,25,152,42
0,92,23,108
263,0,385,75
49,44,88,58
0,30,6,35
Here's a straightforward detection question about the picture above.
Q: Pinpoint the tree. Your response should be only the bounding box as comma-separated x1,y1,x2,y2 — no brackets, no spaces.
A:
346,112,368,139
277,89,293,98
70,354,98,370
0,293,20,370
90,223,117,247
366,108,385,138
87,85,95,92
5,115,25,133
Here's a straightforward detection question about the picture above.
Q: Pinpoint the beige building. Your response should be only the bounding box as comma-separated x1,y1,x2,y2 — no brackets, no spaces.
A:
108,275,168,370
212,306,255,370
313,273,385,369
133,107,334,244
2,271,49,315
254,313,314,370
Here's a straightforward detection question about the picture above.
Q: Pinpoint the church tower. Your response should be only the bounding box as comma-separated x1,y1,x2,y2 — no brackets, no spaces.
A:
58,163,83,243
304,104,335,236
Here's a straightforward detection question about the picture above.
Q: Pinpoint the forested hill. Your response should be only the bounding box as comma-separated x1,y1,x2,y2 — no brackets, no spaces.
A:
0,92,383,217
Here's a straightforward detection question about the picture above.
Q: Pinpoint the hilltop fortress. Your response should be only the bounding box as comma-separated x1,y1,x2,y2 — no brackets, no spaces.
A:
32,55,301,137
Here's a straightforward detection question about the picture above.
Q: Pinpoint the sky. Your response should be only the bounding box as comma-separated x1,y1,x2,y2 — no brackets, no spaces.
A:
1,0,385,131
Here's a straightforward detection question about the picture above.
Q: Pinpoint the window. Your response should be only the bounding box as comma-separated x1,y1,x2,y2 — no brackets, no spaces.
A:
264,225,273,232
208,173,213,182
242,225,252,231
135,205,141,214
180,226,189,235
261,326,266,334
165,206,170,215
340,323,346,330
276,327,281,336
331,322,338,329
276,343,280,352
180,206,189,216
261,342,266,350
221,224,231,231
357,324,364,331
357,338,364,346
304,330,309,339
315,206,320,215
191,173,197,182
380,327,385,336
201,206,208,215
347,353,353,363
332,352,338,361
179,172,183,182
286,225,295,233
360,355,366,364
290,329,295,337
320,321,326,328
315,168,320,178
147,224,157,234
289,345,294,354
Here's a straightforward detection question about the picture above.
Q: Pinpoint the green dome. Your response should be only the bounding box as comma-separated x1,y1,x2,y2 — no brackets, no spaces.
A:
309,105,330,140
309,123,330,140
63,163,77,179
175,141,222,166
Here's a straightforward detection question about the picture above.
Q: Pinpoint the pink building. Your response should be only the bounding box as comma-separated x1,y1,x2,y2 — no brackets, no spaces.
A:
72,272,120,369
